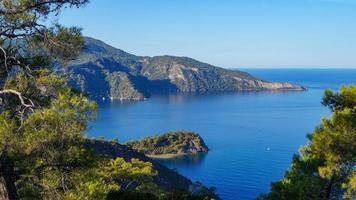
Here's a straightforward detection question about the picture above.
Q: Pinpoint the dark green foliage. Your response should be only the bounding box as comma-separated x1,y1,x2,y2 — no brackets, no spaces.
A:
106,190,158,200
260,155,329,200
0,1,196,200
322,86,356,111
143,55,255,80
107,189,214,200
66,37,303,101
125,131,209,155
1,1,91,199
86,140,215,196
260,85,356,200
1,2,215,200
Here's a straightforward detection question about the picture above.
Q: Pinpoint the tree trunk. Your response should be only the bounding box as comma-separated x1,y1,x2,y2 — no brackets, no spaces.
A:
0,155,18,200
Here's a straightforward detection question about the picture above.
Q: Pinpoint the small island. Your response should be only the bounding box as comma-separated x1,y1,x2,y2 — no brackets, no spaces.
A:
125,131,209,158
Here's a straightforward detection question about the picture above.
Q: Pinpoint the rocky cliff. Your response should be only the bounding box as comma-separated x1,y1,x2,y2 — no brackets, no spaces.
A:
64,37,304,100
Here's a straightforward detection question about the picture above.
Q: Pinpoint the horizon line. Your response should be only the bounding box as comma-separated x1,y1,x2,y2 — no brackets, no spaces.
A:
229,67,356,69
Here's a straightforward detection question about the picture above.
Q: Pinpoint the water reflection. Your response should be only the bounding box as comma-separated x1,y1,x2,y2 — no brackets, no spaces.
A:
88,69,356,200
151,90,302,105
153,153,208,167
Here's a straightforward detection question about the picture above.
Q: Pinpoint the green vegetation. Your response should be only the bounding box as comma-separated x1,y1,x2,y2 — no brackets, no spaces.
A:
67,37,304,100
87,140,219,200
107,189,215,200
0,1,216,200
125,131,209,155
259,85,356,200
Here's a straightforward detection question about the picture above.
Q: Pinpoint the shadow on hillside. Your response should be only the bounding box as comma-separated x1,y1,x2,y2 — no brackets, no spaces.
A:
128,74,179,97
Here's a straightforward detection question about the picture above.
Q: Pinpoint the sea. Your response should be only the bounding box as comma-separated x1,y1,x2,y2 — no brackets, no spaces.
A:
87,69,356,200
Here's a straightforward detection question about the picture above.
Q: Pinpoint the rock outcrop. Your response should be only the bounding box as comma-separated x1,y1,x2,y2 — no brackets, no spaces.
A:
124,131,209,156
64,37,304,100
85,140,218,199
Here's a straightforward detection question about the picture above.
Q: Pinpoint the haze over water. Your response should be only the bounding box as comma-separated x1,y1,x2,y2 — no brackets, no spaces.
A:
87,69,356,200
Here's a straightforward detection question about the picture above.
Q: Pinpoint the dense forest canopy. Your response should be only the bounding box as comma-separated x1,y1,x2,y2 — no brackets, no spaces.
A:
0,1,216,200
125,131,209,155
1,1,354,200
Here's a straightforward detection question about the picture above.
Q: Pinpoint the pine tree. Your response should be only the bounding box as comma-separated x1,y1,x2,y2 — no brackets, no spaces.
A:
260,85,356,200
0,1,158,199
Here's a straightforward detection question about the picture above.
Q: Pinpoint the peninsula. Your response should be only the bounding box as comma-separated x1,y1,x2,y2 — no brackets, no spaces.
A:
125,131,209,158
63,37,305,100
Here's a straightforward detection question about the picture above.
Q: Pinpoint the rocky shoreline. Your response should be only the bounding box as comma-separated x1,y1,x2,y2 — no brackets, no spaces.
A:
125,131,209,156
65,37,305,101
85,139,219,199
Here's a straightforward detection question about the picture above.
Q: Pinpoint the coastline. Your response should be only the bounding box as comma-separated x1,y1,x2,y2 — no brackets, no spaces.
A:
145,153,189,159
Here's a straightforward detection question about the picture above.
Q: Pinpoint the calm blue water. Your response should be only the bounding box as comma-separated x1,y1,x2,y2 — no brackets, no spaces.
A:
87,69,356,200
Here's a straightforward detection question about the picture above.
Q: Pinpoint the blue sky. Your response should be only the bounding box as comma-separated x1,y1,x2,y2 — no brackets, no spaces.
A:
58,0,356,68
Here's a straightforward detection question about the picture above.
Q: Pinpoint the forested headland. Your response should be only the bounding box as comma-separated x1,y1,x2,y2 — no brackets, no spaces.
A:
0,1,217,199
125,131,209,158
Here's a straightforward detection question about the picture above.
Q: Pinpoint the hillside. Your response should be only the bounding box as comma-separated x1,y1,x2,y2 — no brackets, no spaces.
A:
64,37,304,100
125,131,209,157
85,140,218,199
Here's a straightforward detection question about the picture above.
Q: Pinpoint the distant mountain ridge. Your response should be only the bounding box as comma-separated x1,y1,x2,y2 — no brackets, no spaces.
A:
64,37,304,100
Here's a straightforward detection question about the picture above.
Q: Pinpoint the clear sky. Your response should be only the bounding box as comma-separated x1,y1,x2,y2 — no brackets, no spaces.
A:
58,0,356,68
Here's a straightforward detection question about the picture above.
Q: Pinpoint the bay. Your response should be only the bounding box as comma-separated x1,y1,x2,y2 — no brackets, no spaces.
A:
87,69,356,200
